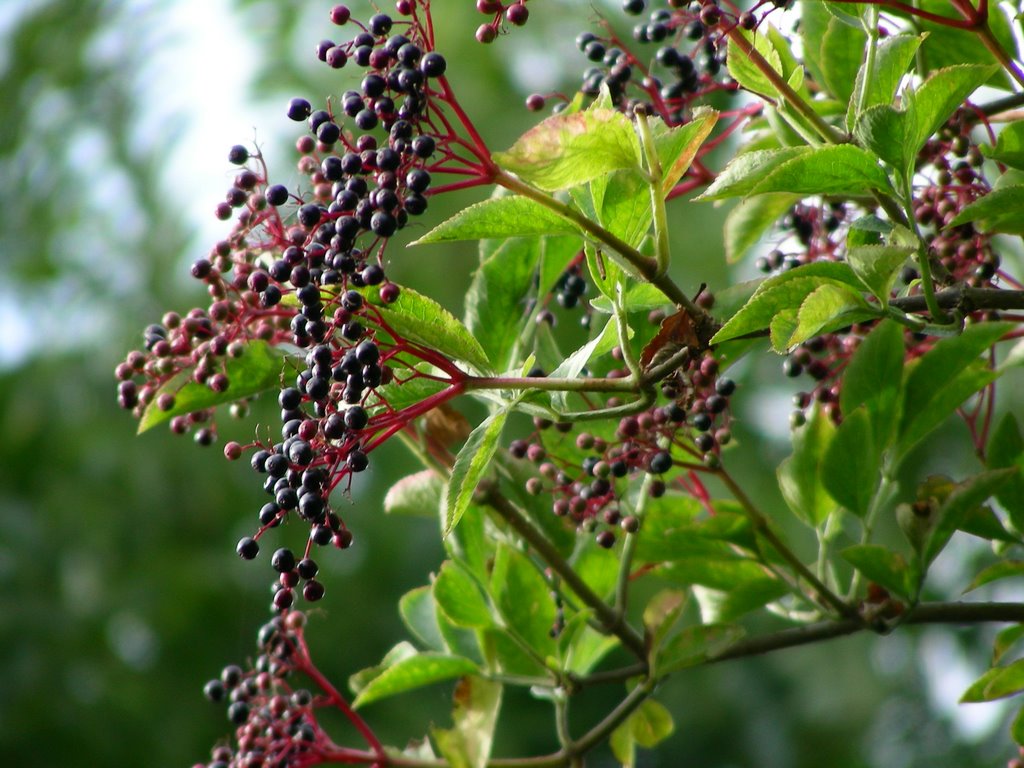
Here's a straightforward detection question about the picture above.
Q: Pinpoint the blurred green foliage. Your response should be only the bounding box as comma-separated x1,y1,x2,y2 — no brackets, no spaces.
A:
0,1,1012,765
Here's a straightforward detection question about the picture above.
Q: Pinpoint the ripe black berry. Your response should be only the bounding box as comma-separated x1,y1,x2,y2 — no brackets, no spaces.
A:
227,144,249,165
287,97,312,121
368,13,393,35
420,52,447,78
271,548,297,574
236,537,259,560
648,451,673,474
266,184,289,206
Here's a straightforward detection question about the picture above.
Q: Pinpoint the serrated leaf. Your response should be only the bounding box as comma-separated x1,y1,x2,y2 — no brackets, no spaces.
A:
654,107,719,193
656,624,746,675
465,236,545,372
847,245,913,305
842,545,912,598
367,285,491,373
724,193,799,264
592,168,651,249
137,340,284,433
854,104,915,172
493,108,642,191
349,642,419,695
846,34,922,131
434,561,493,629
778,404,838,526
983,122,1024,170
445,411,508,535
385,470,444,517
948,185,1024,235
785,282,873,350
898,322,1011,457
589,282,670,314
698,147,808,201
910,0,1015,89
846,214,893,248
911,65,999,152
840,320,904,447
413,195,579,244
400,586,447,652
987,413,1024,532
353,653,479,709
711,262,863,344
750,144,892,197
490,546,557,659
432,677,502,768
819,14,867,102
822,408,879,516
966,560,1024,593
924,469,1018,566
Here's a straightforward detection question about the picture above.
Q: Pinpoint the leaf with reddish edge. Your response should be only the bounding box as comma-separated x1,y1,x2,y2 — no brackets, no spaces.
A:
492,108,642,192
432,676,502,768
137,339,285,434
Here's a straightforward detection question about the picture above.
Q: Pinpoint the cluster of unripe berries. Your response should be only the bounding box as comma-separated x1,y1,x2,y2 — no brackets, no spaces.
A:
512,351,736,548
474,0,530,43
198,612,330,768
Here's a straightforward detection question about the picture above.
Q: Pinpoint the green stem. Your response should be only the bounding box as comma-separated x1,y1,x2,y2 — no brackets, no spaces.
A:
900,172,950,323
615,474,654,615
614,285,643,381
716,468,860,620
480,484,649,660
846,473,898,601
857,5,881,117
465,375,636,393
972,14,1024,89
635,111,671,276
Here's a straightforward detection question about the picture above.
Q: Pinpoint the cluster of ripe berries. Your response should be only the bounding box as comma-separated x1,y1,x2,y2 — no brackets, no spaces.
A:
197,612,337,768
118,1,477,604
527,0,741,123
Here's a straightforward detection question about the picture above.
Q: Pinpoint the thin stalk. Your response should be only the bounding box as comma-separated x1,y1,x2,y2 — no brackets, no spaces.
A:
846,473,899,601
614,285,643,381
615,474,654,615
465,375,636,393
900,173,950,323
635,111,671,276
856,5,882,117
716,468,859,620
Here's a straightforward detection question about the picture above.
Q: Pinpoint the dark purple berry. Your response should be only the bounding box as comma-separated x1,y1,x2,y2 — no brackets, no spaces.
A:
287,97,312,121
236,537,259,560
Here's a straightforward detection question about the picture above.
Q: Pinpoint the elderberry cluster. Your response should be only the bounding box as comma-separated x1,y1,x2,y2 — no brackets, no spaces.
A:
198,612,333,768
513,344,737,548
528,0,739,124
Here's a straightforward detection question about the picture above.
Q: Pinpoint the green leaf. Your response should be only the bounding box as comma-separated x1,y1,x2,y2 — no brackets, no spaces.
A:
909,65,999,154
445,411,508,536
923,469,1018,566
711,262,863,344
821,408,879,517
987,413,1024,532
465,236,545,372
589,282,671,314
584,241,625,301
432,677,502,768
749,145,892,197
693,580,790,623
610,698,675,768
591,169,651,249
846,214,893,248
1013,704,1024,746
846,34,922,131
643,589,688,652
995,625,1024,664
948,185,1024,235
434,561,493,629
840,320,904,447
841,545,912,599
726,24,788,99
983,121,1024,170
785,281,873,350
490,546,557,659
400,586,447,653
492,108,642,191
819,14,867,102
353,653,479,709
368,285,492,373
656,624,746,675
653,107,719,193
549,316,618,411
412,195,579,244
137,340,284,433
350,642,419,695
911,0,1015,89
560,614,620,675
966,560,1024,593
445,504,492,581
847,245,913,305
724,193,799,264
898,322,1011,456
961,659,1024,703
778,404,839,526
385,470,444,517
570,542,619,601
698,148,807,201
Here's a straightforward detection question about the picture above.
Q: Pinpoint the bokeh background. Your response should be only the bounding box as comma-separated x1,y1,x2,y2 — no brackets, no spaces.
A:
1,1,1020,765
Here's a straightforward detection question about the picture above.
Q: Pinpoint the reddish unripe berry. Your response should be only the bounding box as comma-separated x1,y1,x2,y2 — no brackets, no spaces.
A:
526,93,545,111
224,442,243,460
506,2,528,25
476,23,497,43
